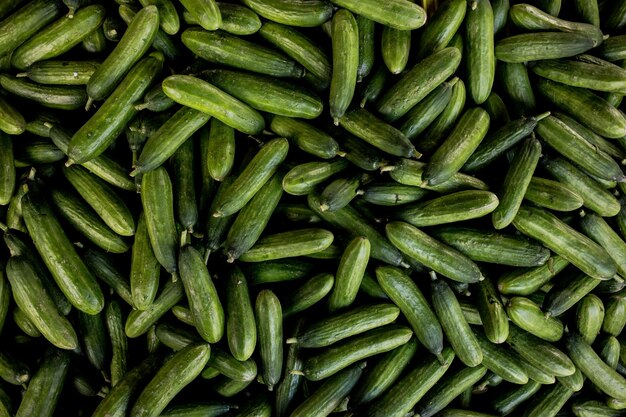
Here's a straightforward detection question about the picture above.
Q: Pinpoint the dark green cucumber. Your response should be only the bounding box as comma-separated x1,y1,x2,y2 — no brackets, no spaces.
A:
255,290,282,390
0,133,14,206
302,325,413,381
179,0,220,30
431,277,483,367
0,351,29,385
0,96,25,135
106,300,127,387
541,155,620,217
282,159,349,196
524,177,584,212
349,336,418,407
241,0,332,27
132,106,210,176
182,28,304,78
498,255,569,296
6,256,77,350
381,27,410,75
82,247,133,309
14,307,42,337
179,245,224,343
226,266,256,361
328,236,370,311
554,109,626,159
68,54,163,164
130,212,161,310
423,107,490,186
521,382,574,417
125,280,184,338
207,347,257,382
506,296,563,341
0,0,63,58
376,47,461,122
581,212,626,277
11,4,105,70
22,185,104,314
171,138,198,233
566,333,626,401
531,58,626,93
499,62,537,117
506,324,575,377
465,0,494,104
130,343,211,417
603,294,626,336
87,5,159,101
576,294,604,344
213,376,252,397
476,277,509,344
362,183,428,206
269,115,339,160
356,15,375,81
137,0,179,35
537,78,626,139
396,190,499,227
213,137,288,217
359,65,389,108
495,32,595,63
417,0,466,59
290,364,363,417
289,303,400,348
330,0,426,30
491,379,541,415
14,348,70,417
18,60,98,86
308,193,407,267
206,118,235,182
386,221,482,283
473,329,528,384
78,309,109,371
335,128,387,172
0,74,86,110
282,273,334,317
375,266,443,357
275,320,303,417
329,9,358,122
431,226,550,268
239,228,334,262
319,174,363,212
514,205,617,279
160,402,233,417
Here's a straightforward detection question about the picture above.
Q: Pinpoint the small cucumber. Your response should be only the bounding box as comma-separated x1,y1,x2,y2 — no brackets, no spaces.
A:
576,294,605,345
78,309,109,371
283,159,349,196
521,382,574,417
476,278,509,344
83,247,133,308
465,0,494,104
0,74,86,110
255,290,282,390
106,300,128,387
417,0,466,59
603,294,626,336
498,255,569,296
356,15,375,81
282,273,334,317
506,297,564,342
171,138,198,233
524,177,584,212
125,280,185,338
329,0,425,30
328,236,370,311
581,212,626,277
239,228,334,262
130,212,161,310
381,27,410,75
400,78,457,141
473,329,528,384
18,60,98,85
241,0,332,27
495,32,595,63
206,118,235,181
270,116,339,160
330,9,358,122
226,266,256,361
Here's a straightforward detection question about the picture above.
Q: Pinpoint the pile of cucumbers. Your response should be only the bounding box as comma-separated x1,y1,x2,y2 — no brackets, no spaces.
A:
4,0,626,416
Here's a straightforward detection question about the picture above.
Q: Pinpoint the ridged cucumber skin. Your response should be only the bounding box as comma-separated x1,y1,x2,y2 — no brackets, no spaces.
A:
282,273,334,318
0,74,87,110
491,380,541,415
328,236,370,311
385,221,483,283
329,0,426,30
400,79,457,141
241,0,333,28
465,0,494,104
581,212,626,277
514,205,617,279
138,0,179,35
239,228,334,262
329,9,358,122
506,297,564,342
476,278,509,344
495,32,595,63
417,0,466,59
255,290,282,390
0,132,15,205
498,256,569,296
141,167,178,275
130,212,161,311
68,54,163,164
226,266,257,362
524,177,584,212
269,116,338,159
275,320,303,417
521,382,574,417
473,329,528,384
180,0,221,30
576,294,605,345
390,158,490,193
22,186,104,314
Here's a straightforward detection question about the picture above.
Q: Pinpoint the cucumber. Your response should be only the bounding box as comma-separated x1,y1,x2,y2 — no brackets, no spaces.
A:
555,109,626,159
160,402,233,417
473,329,528,384
22,184,104,314
531,58,626,93
328,236,370,311
171,139,198,232
226,266,256,361
255,290,282,390
506,297,564,341
213,376,253,398
11,5,105,70
423,107,490,186
0,96,25,135
541,155,620,217
498,255,569,295
431,226,550,268
491,379,541,415
156,322,201,351
329,9,358,122
14,348,70,417
466,0,494,104
239,228,334,262
302,325,413,381
282,273,334,317
179,245,224,343
202,69,322,119
125,280,184,338
573,400,625,417
0,133,14,206
513,205,617,280
130,212,161,310
275,320,303,417
356,15,375,81
137,0,179,35
599,335,621,369
339,108,418,158
283,159,349,196
417,0,466,58
289,303,400,348
106,300,127,387
270,116,338,160
78,309,108,371
179,0,220,30
205,118,235,182
87,5,159,102
396,190,499,227
290,364,363,417
18,60,98,85
524,177,584,212
141,167,178,275
335,128,386,172
476,278,509,344
391,160,490,192
362,183,428,206
330,0,425,30
130,343,211,417
432,277,483,367
376,47,461,122
510,2,601,41
521,382,574,417
6,256,77,350
581,212,626,277
597,35,626,62
308,193,407,267
0,74,87,110
495,32,595,63
381,27,410,75
506,324,575,377
603,294,626,336
499,62,537,117
576,294,604,344
241,0,332,27
68,53,163,164
319,175,362,212
182,28,304,78
359,64,389,108
566,333,626,401
386,221,482,283
14,307,42,337
400,78,457,141
415,365,488,417
0,0,63,58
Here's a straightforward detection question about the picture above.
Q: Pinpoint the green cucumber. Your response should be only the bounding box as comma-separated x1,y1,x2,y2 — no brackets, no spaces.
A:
524,177,584,212
491,379,541,415
473,329,528,384
362,183,428,206
476,277,509,344
381,27,410,75
329,0,425,30
576,294,604,345
498,255,569,296
241,0,332,27
319,175,363,212
141,167,178,275
499,62,537,117
356,15,375,81
125,280,184,338
466,0,494,104
330,9,358,122
239,228,334,262
160,402,233,417
282,273,334,317
359,65,389,107
179,245,224,343
390,159,490,192
130,212,161,310
283,159,349,196
130,343,211,417
138,0,179,35
416,0,466,59
180,0,220,30
275,320,304,417
432,277,483,367
581,212,626,277
495,32,595,63
302,325,413,381
106,300,128,387
11,5,105,70
226,266,256,361
0,133,14,206
521,382,574,417
270,116,338,160
171,138,198,232
396,190,499,227
18,60,98,85
328,236,370,311
603,294,626,336
531,58,626,93
68,53,163,164
506,297,563,341
206,118,235,182
0,96,25,135
255,290,282,390
82,247,133,308
376,47,461,122
0,74,86,110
